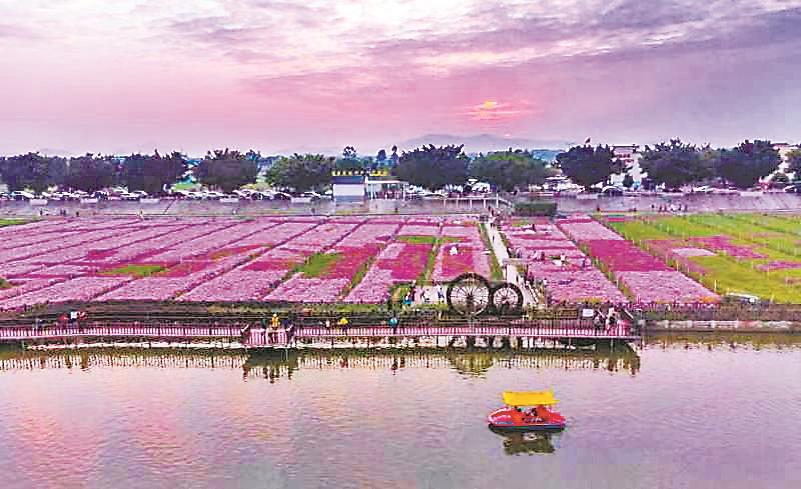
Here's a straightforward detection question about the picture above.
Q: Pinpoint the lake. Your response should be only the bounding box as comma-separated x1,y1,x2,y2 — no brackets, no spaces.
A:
0,335,799,489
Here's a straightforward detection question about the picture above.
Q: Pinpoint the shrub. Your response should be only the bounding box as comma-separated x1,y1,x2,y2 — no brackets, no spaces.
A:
514,201,557,217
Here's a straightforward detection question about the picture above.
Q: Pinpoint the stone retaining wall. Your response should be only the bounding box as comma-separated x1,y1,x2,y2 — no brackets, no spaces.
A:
646,320,801,333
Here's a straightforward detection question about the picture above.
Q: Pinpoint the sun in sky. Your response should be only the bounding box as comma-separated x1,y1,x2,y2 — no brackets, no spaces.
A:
468,99,524,121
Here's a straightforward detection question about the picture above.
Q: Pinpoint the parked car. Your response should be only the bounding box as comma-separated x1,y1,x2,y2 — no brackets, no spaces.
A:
202,191,225,200
600,186,624,196
271,191,292,201
120,192,141,201
784,184,801,194
10,191,36,201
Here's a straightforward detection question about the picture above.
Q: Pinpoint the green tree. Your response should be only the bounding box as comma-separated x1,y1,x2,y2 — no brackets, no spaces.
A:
123,151,187,195
64,154,116,193
469,150,551,192
0,153,67,192
271,153,334,192
638,138,710,189
555,144,621,190
194,149,258,193
376,149,387,166
716,140,780,189
396,144,469,190
622,173,634,188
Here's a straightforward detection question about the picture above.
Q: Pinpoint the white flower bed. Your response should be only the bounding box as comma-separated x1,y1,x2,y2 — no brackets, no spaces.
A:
671,247,716,257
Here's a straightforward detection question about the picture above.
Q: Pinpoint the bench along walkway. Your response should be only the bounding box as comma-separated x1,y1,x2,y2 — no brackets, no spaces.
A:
0,318,638,348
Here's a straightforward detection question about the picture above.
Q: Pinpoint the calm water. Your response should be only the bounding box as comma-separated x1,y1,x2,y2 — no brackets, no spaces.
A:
1,337,800,489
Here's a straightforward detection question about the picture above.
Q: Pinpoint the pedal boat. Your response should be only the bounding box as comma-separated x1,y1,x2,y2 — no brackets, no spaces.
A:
487,390,566,431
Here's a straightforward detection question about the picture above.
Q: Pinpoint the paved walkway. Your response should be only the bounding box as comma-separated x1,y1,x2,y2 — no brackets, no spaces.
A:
405,218,538,307
485,219,537,306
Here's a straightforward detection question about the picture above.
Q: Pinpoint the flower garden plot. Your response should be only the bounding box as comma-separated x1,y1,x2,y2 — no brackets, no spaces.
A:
264,276,351,303
0,227,137,265
671,247,716,257
0,262,46,278
689,236,769,259
177,269,289,302
146,221,272,263
616,271,719,303
429,224,492,282
397,225,441,237
343,242,433,303
582,240,672,272
25,264,93,278
0,278,63,303
243,247,308,272
558,221,625,241
96,276,202,301
285,222,361,252
539,269,629,304
0,275,134,308
337,223,401,247
756,260,801,272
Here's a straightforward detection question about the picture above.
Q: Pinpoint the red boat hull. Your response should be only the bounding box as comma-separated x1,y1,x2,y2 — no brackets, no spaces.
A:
487,406,566,431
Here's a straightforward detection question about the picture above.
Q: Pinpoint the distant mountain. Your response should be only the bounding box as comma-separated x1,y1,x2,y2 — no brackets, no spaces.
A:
395,133,574,157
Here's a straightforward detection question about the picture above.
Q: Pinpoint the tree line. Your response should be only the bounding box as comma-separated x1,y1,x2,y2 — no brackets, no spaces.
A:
0,145,556,194
556,139,801,190
2,139,799,194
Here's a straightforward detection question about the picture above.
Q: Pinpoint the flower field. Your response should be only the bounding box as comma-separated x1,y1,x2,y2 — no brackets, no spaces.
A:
500,217,627,303
608,213,801,302
558,215,718,304
4,212,797,308
0,217,325,308
431,222,492,282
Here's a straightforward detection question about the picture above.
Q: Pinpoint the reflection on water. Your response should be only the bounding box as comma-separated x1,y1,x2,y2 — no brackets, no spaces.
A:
0,344,643,377
1,334,800,489
488,426,562,455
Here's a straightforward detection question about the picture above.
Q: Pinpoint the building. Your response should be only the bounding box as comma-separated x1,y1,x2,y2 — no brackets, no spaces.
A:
331,172,366,202
610,145,642,185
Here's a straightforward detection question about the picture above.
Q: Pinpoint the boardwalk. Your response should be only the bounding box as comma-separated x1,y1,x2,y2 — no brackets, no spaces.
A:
0,318,638,348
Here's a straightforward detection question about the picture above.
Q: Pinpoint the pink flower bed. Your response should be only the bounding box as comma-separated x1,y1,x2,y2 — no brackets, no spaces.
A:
534,269,629,304
1,262,46,278
616,271,719,303
0,278,64,303
689,236,769,259
558,221,624,241
397,225,441,237
755,260,801,272
343,268,397,303
499,217,627,304
178,269,287,302
430,224,491,282
344,242,433,303
265,276,351,303
583,240,671,272
25,264,92,277
97,277,199,301
0,276,132,308
322,245,382,279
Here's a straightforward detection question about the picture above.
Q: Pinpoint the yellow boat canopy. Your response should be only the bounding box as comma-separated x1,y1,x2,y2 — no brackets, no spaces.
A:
503,390,559,406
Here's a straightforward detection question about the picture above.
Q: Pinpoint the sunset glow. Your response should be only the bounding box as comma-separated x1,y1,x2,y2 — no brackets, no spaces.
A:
0,0,798,155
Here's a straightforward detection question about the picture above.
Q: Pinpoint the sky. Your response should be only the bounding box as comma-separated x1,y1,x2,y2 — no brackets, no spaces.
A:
1,0,800,157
